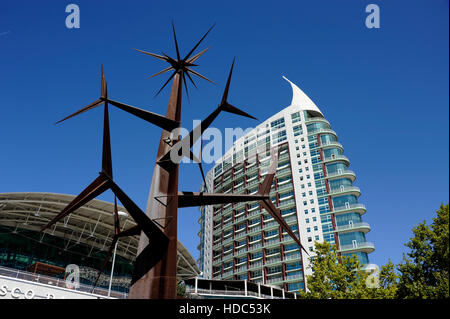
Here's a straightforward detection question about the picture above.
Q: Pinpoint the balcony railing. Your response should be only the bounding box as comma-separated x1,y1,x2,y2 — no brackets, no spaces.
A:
235,247,247,256
276,167,291,177
284,216,298,224
223,237,233,245
305,117,330,126
323,155,349,163
326,169,356,179
263,221,279,229
266,258,282,266
277,183,293,192
265,238,280,247
335,222,371,233
235,231,247,239
277,199,295,209
248,243,262,252
318,141,344,150
235,265,248,273
307,128,337,137
332,203,367,214
284,274,303,281
328,186,361,196
247,225,261,235
284,253,301,261
266,276,283,284
250,261,263,268
338,241,375,253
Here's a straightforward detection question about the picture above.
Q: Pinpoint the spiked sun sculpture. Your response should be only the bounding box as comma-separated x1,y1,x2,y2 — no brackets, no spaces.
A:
43,23,307,299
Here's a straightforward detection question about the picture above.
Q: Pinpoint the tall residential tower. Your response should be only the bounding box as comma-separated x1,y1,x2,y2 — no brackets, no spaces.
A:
197,77,374,293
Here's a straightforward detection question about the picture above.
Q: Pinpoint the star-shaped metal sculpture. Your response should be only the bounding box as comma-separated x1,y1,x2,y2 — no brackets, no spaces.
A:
41,67,171,286
134,22,215,98
55,65,179,132
45,23,308,299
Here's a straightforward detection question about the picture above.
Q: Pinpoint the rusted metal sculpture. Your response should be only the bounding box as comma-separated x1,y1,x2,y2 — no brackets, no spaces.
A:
45,23,307,299
41,67,171,287
129,24,307,299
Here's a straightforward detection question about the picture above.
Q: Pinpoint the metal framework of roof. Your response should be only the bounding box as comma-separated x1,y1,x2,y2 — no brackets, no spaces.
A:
0,192,200,280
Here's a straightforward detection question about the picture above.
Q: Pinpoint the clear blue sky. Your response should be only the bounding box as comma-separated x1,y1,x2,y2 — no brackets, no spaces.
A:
1,0,448,269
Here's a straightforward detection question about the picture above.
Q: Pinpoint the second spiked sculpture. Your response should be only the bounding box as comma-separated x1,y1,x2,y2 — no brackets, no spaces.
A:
42,68,170,285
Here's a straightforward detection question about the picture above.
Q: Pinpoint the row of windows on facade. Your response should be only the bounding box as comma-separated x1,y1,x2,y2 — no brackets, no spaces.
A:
220,119,324,180
214,111,306,177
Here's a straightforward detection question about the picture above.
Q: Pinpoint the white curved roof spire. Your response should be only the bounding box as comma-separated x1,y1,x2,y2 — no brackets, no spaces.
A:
282,76,323,117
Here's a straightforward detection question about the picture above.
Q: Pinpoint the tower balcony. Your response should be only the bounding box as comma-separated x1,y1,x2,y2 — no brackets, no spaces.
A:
307,128,338,138
222,178,233,188
266,276,284,285
235,265,248,274
276,167,292,178
265,257,283,267
331,203,367,215
213,227,223,236
247,243,263,253
284,274,303,283
234,247,248,258
338,241,375,254
323,155,350,165
263,220,280,231
305,117,330,126
328,185,361,197
276,182,294,193
264,238,281,249
325,169,356,182
222,236,234,246
335,222,371,234
283,253,302,262
319,141,344,152
222,253,234,263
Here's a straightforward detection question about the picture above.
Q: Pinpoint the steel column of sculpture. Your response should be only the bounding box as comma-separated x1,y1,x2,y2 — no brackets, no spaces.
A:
129,24,217,299
44,23,308,299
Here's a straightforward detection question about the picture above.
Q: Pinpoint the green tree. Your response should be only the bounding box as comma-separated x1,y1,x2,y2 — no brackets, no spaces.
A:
371,260,398,299
177,280,187,298
299,241,397,299
396,204,449,299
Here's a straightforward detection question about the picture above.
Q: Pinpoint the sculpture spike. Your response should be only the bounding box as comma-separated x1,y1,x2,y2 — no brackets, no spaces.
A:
147,66,173,79
133,49,168,62
154,70,177,97
55,99,103,124
187,47,209,64
102,102,113,178
171,21,181,62
221,57,235,105
186,67,215,84
183,24,215,61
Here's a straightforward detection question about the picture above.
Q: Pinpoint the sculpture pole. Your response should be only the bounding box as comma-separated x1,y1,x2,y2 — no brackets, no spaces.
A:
129,71,183,299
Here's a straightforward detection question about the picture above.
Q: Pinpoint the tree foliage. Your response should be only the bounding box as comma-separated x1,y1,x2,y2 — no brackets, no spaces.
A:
396,204,449,298
299,204,449,299
177,280,187,298
298,241,397,299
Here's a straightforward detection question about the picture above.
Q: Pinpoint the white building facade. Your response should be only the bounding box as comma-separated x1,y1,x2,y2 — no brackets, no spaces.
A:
197,77,374,293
